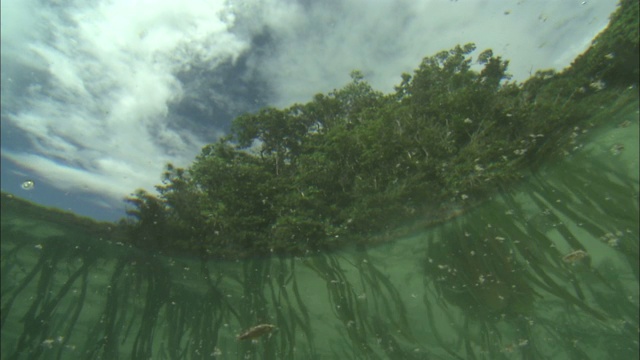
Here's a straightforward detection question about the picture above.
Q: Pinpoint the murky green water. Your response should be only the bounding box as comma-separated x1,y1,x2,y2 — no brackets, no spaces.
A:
1,99,638,359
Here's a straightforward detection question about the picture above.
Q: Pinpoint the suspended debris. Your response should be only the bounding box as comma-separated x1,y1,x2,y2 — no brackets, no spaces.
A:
562,249,589,263
236,324,276,341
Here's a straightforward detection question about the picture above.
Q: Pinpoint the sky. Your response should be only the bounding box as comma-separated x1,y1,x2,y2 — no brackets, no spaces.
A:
1,0,619,222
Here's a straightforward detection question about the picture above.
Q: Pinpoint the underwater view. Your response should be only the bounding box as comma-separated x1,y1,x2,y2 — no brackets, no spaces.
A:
1,0,638,359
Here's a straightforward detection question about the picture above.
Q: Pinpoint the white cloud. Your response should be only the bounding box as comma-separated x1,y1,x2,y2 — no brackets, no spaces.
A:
241,0,618,107
2,0,249,208
0,0,620,219
2,152,143,201
1,0,45,67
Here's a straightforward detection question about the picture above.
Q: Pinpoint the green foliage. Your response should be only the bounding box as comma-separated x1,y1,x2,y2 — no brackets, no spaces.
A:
566,0,639,87
122,3,638,258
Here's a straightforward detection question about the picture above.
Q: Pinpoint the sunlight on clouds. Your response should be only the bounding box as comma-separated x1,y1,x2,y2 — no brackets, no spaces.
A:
3,152,147,202
242,0,617,107
1,0,45,68
75,0,244,69
28,44,91,99
1,0,619,219
3,0,249,206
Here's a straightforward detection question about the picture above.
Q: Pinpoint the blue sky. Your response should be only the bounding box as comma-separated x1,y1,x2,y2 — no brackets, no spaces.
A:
1,0,619,222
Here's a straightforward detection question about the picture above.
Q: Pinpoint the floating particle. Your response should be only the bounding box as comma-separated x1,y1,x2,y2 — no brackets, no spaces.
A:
618,120,631,128
562,249,588,263
600,232,620,247
610,144,624,155
589,80,605,91
21,180,35,190
237,324,275,340
518,339,529,347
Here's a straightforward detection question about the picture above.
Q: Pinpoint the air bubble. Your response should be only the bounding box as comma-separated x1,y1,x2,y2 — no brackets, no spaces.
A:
21,180,35,190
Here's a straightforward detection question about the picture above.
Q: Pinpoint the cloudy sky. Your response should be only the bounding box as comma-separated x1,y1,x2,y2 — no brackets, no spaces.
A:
1,0,618,221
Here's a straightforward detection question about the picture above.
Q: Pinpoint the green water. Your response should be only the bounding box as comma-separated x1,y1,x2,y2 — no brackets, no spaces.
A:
1,99,638,359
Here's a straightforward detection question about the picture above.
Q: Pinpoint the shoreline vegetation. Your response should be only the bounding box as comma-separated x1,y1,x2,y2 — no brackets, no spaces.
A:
5,0,638,260
1,192,125,242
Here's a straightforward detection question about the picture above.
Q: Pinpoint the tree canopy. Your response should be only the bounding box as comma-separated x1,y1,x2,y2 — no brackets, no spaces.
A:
122,0,638,259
